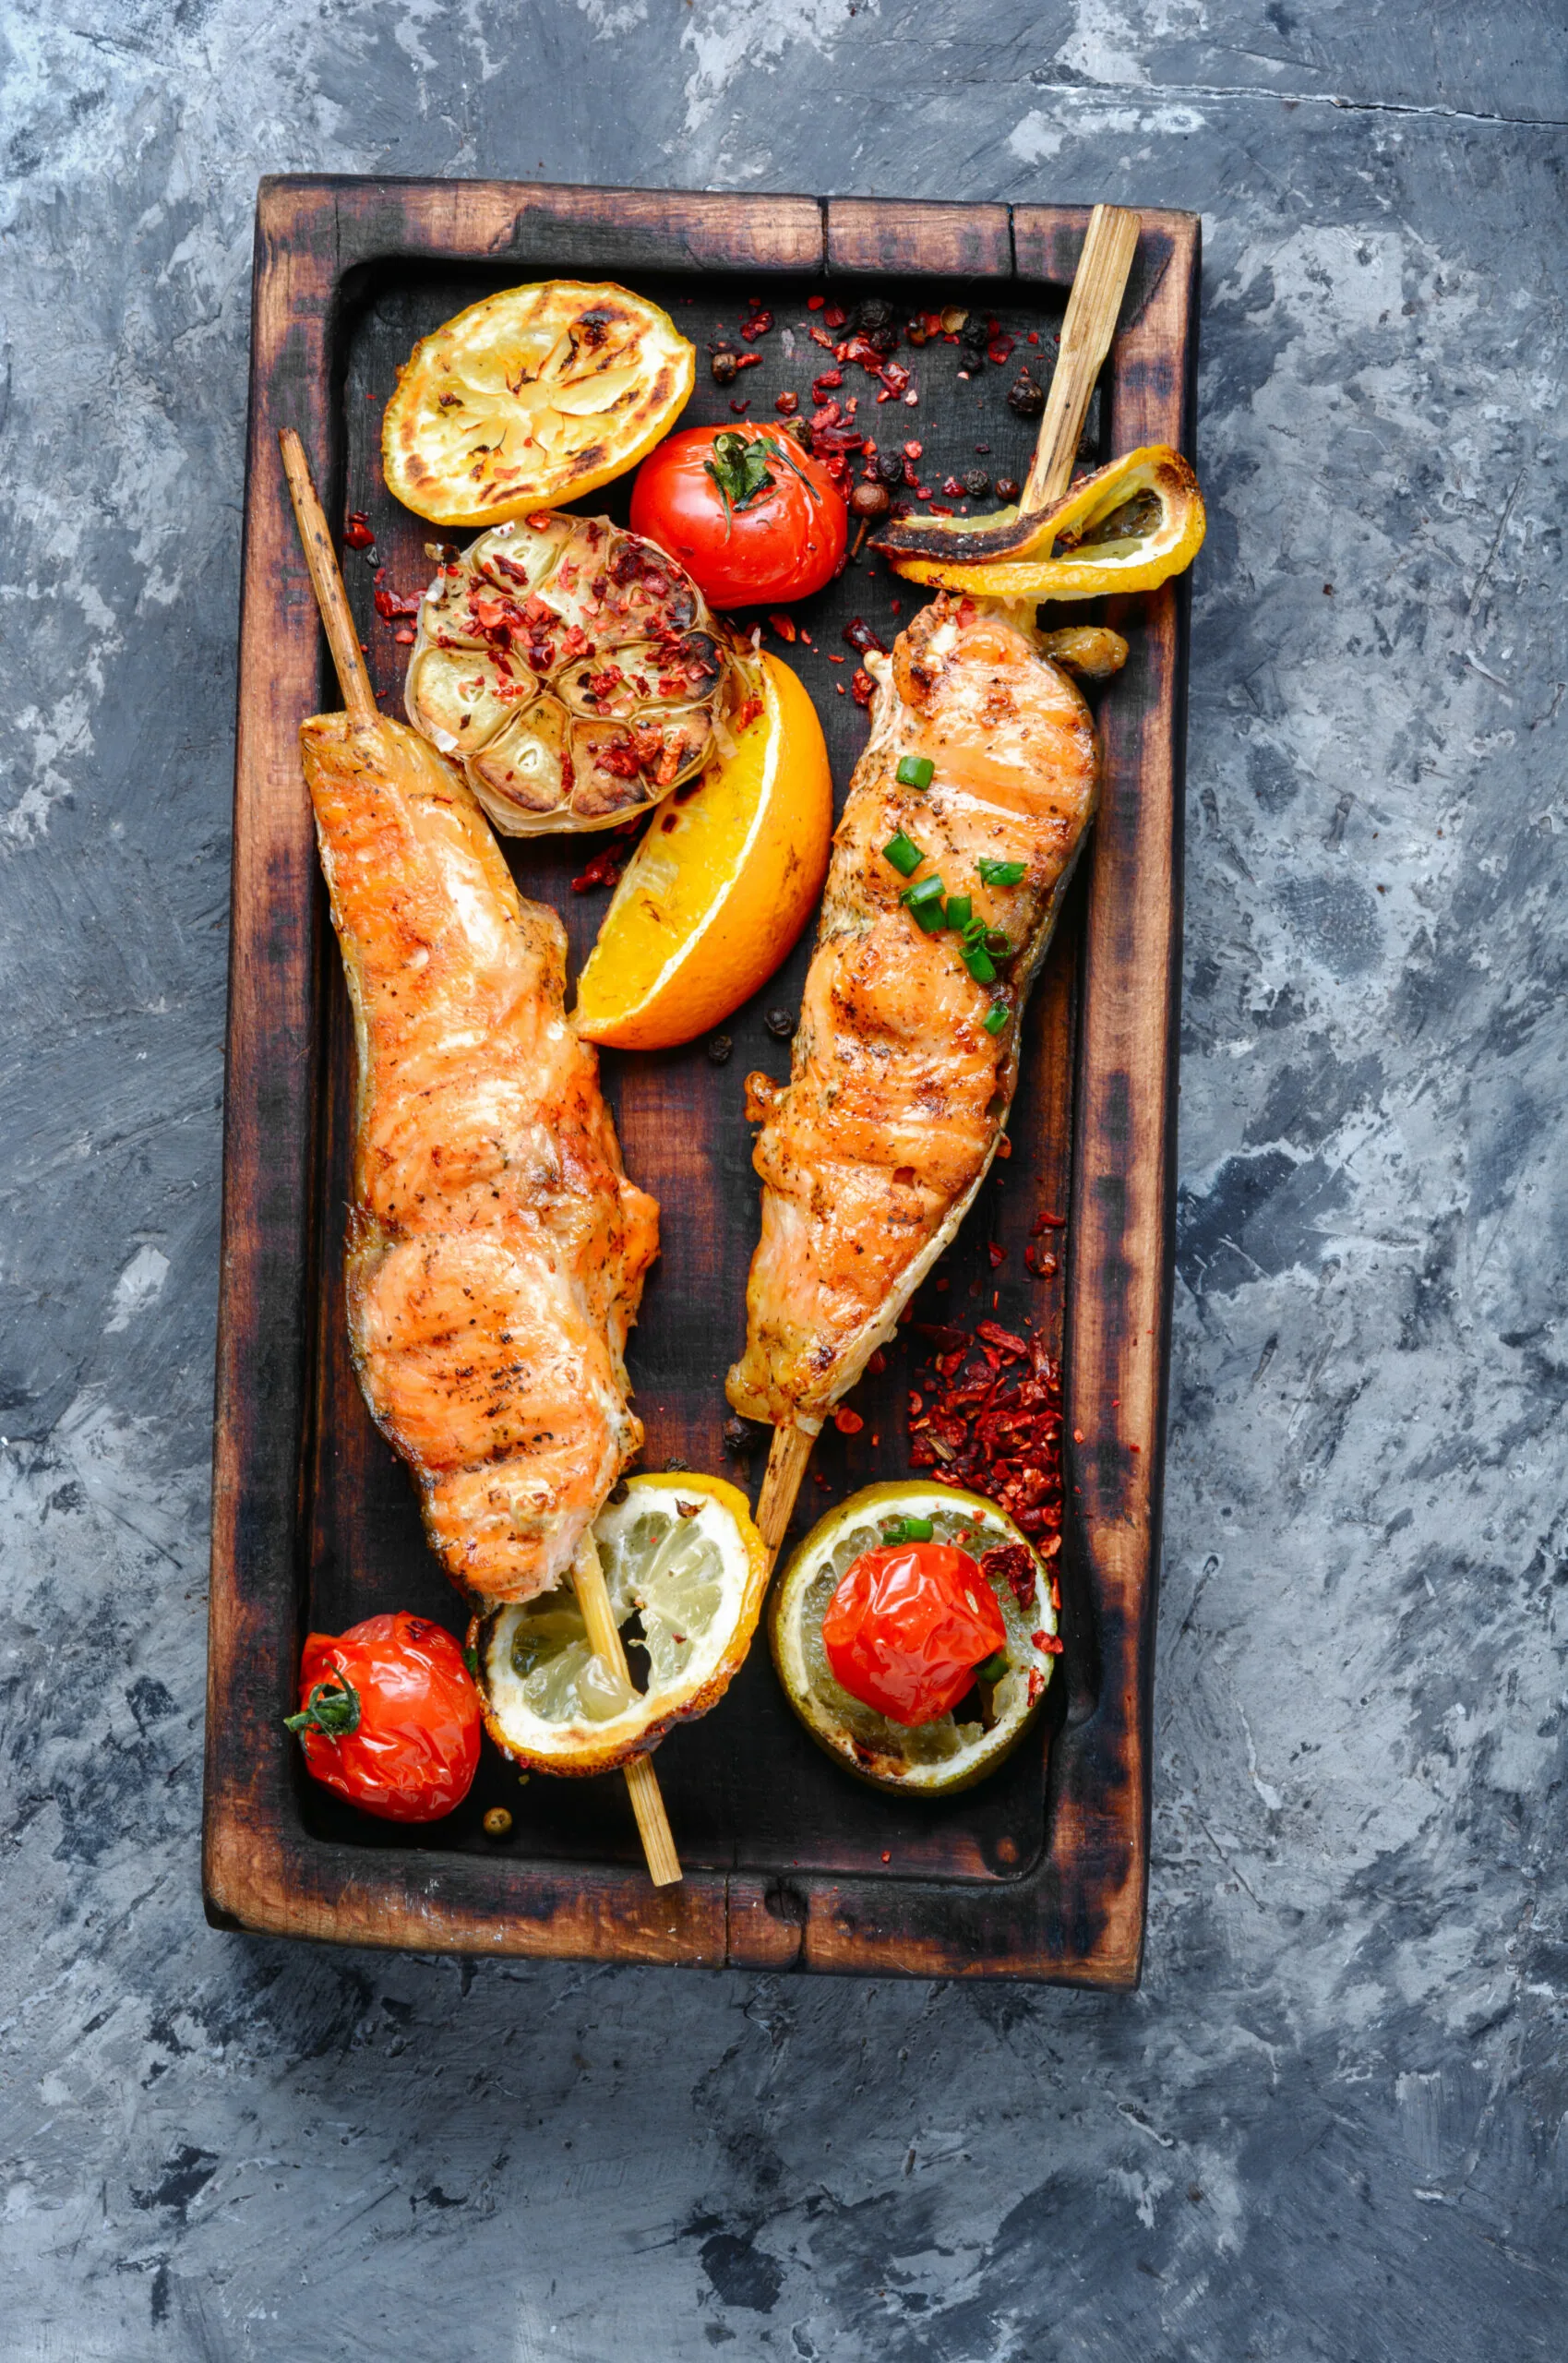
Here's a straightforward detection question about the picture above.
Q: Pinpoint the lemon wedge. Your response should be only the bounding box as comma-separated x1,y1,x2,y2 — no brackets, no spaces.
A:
383,281,695,528
573,653,832,1050
770,1481,1059,1795
471,1473,767,1776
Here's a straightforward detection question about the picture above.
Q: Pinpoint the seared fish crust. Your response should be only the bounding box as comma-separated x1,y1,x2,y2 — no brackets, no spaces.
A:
302,714,659,1601
726,595,1098,1427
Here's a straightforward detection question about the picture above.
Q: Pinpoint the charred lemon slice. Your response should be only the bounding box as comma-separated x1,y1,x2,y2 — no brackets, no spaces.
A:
771,1481,1060,1795
405,513,742,835
472,1473,767,1776
383,280,695,528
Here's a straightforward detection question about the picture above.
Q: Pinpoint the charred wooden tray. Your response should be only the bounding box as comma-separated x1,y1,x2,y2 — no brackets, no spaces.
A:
204,177,1198,1982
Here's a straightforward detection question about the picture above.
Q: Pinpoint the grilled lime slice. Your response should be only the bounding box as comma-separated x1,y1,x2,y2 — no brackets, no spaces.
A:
472,1473,766,1775
770,1481,1059,1795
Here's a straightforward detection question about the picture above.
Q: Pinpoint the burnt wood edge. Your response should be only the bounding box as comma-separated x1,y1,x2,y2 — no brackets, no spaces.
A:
206,176,1192,1982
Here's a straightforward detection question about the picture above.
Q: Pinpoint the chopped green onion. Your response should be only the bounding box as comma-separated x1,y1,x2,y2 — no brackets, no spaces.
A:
963,943,997,984
943,894,973,933
975,1649,1010,1685
901,873,945,912
982,1001,1010,1035
882,829,923,878
896,754,935,791
977,857,1026,886
912,898,948,933
986,929,1012,957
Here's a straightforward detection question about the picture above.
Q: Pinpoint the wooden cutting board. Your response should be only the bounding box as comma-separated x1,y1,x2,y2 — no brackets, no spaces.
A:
204,176,1198,1981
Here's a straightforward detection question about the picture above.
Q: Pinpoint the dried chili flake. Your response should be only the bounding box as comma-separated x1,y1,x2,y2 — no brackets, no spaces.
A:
343,511,375,551
769,611,797,643
843,617,886,655
808,323,838,352
850,667,876,707
808,294,826,310
372,570,423,619
822,303,847,329
740,307,774,341
833,1406,865,1435
774,390,799,415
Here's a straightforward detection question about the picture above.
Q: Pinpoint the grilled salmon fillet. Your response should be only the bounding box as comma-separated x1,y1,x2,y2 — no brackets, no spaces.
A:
726,594,1099,1427
302,713,659,1601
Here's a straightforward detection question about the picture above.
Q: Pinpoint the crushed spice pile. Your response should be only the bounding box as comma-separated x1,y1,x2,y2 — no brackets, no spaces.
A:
905,1315,1064,1553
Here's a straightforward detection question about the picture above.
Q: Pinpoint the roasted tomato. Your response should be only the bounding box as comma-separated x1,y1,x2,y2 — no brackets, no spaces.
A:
822,1541,1007,1727
628,426,847,607
286,1612,482,1822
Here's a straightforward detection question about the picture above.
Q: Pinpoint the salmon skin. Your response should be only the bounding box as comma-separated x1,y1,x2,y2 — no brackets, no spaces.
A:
301,712,659,1602
726,594,1099,1428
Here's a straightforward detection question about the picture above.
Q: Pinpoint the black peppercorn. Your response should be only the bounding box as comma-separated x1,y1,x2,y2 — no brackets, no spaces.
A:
995,477,1022,503
854,297,896,338
765,1008,796,1038
876,451,904,488
850,480,892,522
959,316,989,354
711,350,740,386
1007,366,1046,418
723,1415,755,1457
664,1455,686,1472
706,1032,733,1064
962,467,991,498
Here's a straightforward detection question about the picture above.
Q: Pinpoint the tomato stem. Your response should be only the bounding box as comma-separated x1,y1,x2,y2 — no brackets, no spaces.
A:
284,1675,362,1741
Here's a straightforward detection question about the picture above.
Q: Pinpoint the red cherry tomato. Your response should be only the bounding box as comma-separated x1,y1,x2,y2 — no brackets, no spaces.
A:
628,425,847,608
822,1543,1007,1727
287,1612,482,1822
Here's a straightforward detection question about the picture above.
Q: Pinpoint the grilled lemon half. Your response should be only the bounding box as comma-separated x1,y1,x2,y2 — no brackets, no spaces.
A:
771,1481,1060,1795
471,1474,767,1776
383,280,695,528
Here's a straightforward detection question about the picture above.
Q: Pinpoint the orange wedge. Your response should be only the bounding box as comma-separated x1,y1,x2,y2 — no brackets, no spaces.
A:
573,653,832,1050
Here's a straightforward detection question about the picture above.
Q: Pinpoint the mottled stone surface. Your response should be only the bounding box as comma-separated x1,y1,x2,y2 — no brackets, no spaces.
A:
3,4,1566,2355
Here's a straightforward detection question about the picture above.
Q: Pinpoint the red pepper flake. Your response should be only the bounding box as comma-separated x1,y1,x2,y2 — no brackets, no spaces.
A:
843,617,886,655
774,390,799,415
741,307,774,341
808,323,838,352
1072,1429,1084,1445
907,1392,923,1417
812,371,844,402
987,333,1016,366
1032,1210,1067,1232
833,1407,865,1435
372,570,423,619
850,667,876,708
878,361,911,399
941,477,967,498
393,625,415,644
808,294,826,310
769,611,797,642
823,303,847,329
1026,330,1040,345
342,511,375,551
987,1242,1005,1269
867,1349,888,1375
729,399,750,414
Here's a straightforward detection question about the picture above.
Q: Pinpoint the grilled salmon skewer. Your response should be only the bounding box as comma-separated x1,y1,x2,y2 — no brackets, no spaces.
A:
734,207,1142,1563
280,431,678,1883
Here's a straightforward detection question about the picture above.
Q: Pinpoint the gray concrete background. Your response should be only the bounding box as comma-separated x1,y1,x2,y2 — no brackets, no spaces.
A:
3,3,1566,2355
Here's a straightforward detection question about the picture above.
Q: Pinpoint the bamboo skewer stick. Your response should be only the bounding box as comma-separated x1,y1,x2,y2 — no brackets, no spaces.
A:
748,211,1142,1564
278,430,378,732
279,426,681,1891
570,1534,682,1888
1021,203,1141,516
